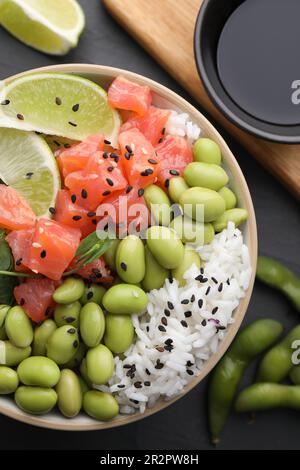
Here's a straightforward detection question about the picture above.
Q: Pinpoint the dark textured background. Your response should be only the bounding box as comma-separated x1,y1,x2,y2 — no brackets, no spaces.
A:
0,0,299,451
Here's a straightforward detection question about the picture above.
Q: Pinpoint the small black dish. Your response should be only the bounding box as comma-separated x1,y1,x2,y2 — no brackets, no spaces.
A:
194,0,300,143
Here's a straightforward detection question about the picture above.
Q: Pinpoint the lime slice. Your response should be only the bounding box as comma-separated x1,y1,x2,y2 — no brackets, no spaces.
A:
0,0,85,55
0,128,61,217
0,73,121,147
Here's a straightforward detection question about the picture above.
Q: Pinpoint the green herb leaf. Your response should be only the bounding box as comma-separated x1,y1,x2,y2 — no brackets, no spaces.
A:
0,230,18,305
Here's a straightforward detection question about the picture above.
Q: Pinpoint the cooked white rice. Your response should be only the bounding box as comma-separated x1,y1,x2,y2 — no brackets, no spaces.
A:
165,111,202,143
95,222,252,414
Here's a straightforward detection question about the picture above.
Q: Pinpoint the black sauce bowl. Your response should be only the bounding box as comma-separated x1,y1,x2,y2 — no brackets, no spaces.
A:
194,0,300,143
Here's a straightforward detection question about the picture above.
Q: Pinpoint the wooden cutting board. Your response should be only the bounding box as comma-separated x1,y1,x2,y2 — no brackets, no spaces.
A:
103,0,300,198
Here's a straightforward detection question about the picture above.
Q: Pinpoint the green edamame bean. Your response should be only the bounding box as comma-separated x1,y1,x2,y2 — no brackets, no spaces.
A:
0,366,19,394
213,208,248,232
15,386,57,415
53,277,85,304
86,344,114,385
54,301,81,328
146,226,184,270
56,369,82,418
257,325,300,383
289,365,300,384
144,184,172,226
104,314,134,354
47,325,79,365
83,390,119,421
208,319,283,444
103,284,148,315
218,187,237,210
63,341,86,369
79,376,90,394
179,187,225,223
235,383,300,412
256,256,300,312
0,340,31,366
193,138,222,165
0,305,9,328
5,306,33,348
168,177,189,203
103,239,120,271
184,162,228,191
172,246,201,287
170,216,214,245
142,246,169,292
80,358,93,387
17,356,60,387
80,284,106,306
33,319,57,356
80,302,105,348
116,235,145,284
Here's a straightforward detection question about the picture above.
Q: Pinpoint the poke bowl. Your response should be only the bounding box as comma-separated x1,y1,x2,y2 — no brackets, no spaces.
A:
0,64,257,430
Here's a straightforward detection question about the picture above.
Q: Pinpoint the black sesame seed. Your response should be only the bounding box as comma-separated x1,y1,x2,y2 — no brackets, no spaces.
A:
217,325,226,331
155,360,164,370
92,219,97,225
53,140,61,147
190,294,195,302
68,121,77,127
164,178,170,188
124,152,131,160
164,309,170,317
162,128,166,135
195,274,203,282
102,190,111,196
20,298,25,306
218,283,223,292
73,341,79,348
81,189,88,199
165,344,174,352
164,338,173,345
181,299,189,305
1,99,10,105
67,328,76,334
55,97,62,105
146,326,149,332
120,262,127,271
126,185,133,194
198,299,203,308
200,267,204,274
71,194,76,203
168,277,174,284
64,143,71,149
227,278,231,285
148,158,158,165
201,319,207,327
87,291,94,300
158,137,164,143
117,384,125,389
138,188,144,197
72,215,82,221
104,139,111,145
123,364,132,369
40,250,47,259
134,381,142,389
158,325,166,332
16,258,23,266
167,301,174,310
49,207,56,215
205,286,211,295
125,145,133,153
186,360,194,367
72,104,79,112
17,113,24,120
25,172,34,179
103,152,109,159
212,306,219,315
130,399,139,404
106,178,114,187
211,277,218,284
87,211,96,217
184,311,192,318
161,317,168,326
170,169,179,176
145,368,151,376
144,381,151,386
65,317,76,323
107,166,114,172
186,369,194,376
181,320,188,328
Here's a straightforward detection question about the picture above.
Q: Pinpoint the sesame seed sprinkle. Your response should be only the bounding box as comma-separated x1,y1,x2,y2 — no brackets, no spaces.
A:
55,97,62,105
1,100,10,105
184,311,192,318
126,185,133,194
148,158,158,165
72,215,82,221
120,262,127,271
40,250,47,259
17,114,24,120
167,301,174,310
181,320,188,328
164,309,170,317
158,325,166,332
169,169,179,176
198,299,203,308
25,172,34,179
68,121,77,127
81,189,88,199
212,306,219,315
71,194,76,203
72,104,79,112
16,258,22,266
49,207,56,215
138,188,144,197
104,139,111,145
106,178,114,187
102,190,111,196
181,299,189,305
87,211,96,217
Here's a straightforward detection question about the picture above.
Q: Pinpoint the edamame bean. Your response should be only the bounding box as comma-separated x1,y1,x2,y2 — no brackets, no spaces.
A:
144,184,172,226
208,319,283,444
56,369,82,418
54,301,81,328
289,365,300,384
146,226,184,270
103,284,148,315
179,187,225,223
33,319,57,356
80,284,106,306
86,344,114,385
5,306,33,348
17,356,60,387
53,277,85,304
257,325,300,383
168,177,189,203
103,239,120,271
80,302,105,348
104,314,134,354
47,325,79,365
235,383,300,412
0,366,19,394
116,235,145,284
193,138,222,165
142,246,169,292
79,376,90,394
63,341,86,369
184,162,228,191
0,340,31,366
79,359,93,388
170,216,215,245
213,208,248,232
83,390,119,421
256,257,300,312
218,187,237,210
15,386,57,415
172,246,201,287
0,305,9,327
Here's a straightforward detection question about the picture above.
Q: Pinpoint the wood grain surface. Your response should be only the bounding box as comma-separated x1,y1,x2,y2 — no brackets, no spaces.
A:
103,0,300,198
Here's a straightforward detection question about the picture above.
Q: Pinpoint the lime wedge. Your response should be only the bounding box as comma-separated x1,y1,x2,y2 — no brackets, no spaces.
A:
0,128,61,217
0,0,85,55
0,73,121,147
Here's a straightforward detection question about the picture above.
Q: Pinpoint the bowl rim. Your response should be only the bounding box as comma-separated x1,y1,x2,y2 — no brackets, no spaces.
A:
194,0,300,144
0,63,257,431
